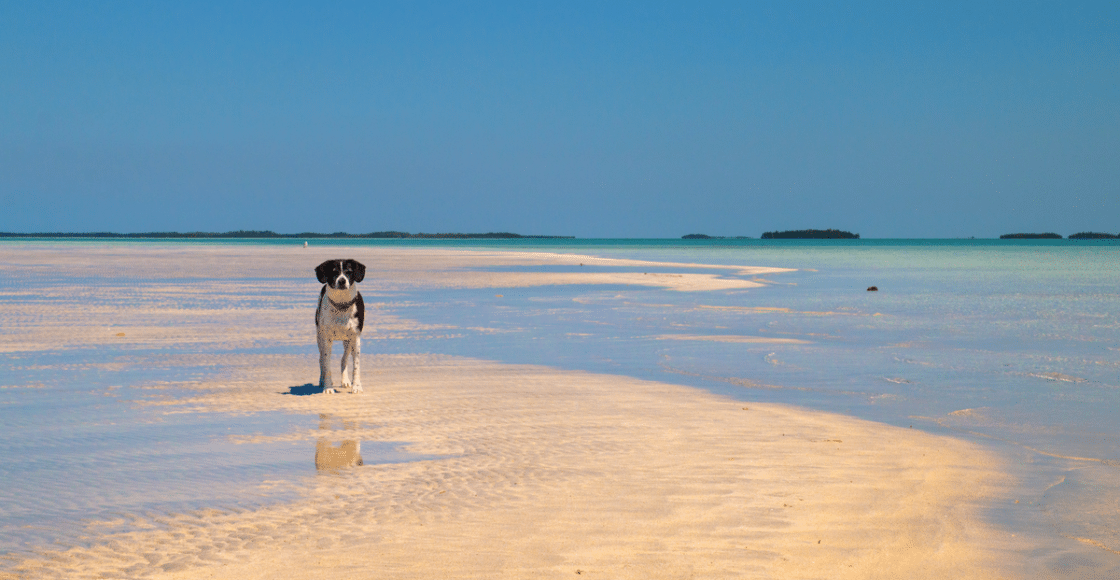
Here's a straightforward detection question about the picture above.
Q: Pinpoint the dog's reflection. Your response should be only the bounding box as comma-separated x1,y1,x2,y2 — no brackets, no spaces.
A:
315,439,363,470
315,413,363,470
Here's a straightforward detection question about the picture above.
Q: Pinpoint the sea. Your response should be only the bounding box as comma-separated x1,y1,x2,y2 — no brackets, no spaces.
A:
1,238,1117,576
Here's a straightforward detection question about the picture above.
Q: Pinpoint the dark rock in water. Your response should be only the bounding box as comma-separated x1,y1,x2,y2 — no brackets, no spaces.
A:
682,234,713,239
1068,232,1119,239
999,233,1062,239
761,229,859,239
867,286,878,292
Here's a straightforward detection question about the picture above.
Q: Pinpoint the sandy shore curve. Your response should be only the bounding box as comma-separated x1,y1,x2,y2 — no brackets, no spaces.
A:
0,244,1016,579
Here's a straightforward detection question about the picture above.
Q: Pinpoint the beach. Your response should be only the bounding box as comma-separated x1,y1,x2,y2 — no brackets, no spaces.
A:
1,242,1115,578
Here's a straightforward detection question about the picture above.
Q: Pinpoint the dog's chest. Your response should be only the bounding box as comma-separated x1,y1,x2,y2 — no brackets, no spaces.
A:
317,297,361,340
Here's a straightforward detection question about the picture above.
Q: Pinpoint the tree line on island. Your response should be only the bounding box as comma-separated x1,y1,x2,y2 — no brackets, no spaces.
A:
683,230,1119,240
0,230,573,239
683,229,860,239
1000,232,1119,239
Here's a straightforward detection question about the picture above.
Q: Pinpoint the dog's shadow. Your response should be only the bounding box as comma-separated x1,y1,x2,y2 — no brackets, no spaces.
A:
283,383,324,396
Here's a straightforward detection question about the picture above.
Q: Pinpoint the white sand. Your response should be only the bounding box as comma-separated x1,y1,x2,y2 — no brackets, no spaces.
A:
0,244,1019,579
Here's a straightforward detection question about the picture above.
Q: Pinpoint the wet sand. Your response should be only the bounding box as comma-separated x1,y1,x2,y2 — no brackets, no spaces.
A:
0,244,1019,578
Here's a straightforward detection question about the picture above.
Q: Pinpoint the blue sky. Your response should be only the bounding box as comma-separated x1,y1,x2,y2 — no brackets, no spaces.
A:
2,2,1117,237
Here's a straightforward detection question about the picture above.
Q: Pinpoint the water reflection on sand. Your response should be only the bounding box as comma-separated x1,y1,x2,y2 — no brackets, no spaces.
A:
315,440,364,470
314,414,364,470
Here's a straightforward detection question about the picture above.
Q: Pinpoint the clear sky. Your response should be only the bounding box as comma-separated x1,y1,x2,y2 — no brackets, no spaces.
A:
2,2,1117,238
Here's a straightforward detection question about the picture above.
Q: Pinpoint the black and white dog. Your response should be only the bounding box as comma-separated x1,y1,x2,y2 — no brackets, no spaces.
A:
314,259,366,394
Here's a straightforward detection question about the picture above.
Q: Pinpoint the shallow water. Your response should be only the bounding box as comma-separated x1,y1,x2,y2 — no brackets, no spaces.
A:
1,239,1117,576
387,240,1120,575
0,254,428,564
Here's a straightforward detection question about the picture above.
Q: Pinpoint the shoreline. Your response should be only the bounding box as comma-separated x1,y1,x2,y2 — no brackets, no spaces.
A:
1,244,1027,578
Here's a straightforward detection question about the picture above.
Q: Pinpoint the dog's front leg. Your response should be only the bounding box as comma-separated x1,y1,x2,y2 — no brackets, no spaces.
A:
340,339,352,390
318,334,335,394
350,336,362,394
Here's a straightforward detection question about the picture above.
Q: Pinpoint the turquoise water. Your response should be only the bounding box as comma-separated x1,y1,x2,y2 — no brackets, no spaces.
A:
1,238,1118,575
384,238,1120,575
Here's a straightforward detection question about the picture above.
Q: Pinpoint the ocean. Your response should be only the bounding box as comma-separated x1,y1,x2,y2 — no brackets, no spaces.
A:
1,238,1117,575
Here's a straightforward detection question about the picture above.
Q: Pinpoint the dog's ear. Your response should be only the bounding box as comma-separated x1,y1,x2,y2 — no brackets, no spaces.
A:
315,261,332,284
348,260,366,283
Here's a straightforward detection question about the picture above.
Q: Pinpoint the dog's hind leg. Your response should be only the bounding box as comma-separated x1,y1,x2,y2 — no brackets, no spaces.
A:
318,334,335,394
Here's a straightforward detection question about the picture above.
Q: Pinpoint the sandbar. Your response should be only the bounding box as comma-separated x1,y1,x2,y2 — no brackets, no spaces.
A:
0,244,1017,579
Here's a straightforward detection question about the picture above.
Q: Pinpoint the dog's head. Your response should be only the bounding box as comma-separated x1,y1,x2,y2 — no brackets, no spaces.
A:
315,259,366,290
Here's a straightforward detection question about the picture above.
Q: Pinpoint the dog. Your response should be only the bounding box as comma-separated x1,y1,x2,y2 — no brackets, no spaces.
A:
314,259,366,394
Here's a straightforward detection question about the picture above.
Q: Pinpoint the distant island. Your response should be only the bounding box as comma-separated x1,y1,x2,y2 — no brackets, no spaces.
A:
760,229,859,239
0,230,573,239
999,233,1063,239
1068,232,1119,239
680,234,752,239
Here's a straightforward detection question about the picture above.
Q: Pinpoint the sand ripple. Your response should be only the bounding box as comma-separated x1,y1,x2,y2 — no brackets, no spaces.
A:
6,353,1012,579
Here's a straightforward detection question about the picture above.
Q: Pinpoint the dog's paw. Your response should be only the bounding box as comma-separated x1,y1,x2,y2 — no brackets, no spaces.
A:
350,383,363,394
341,378,352,389
323,387,337,394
